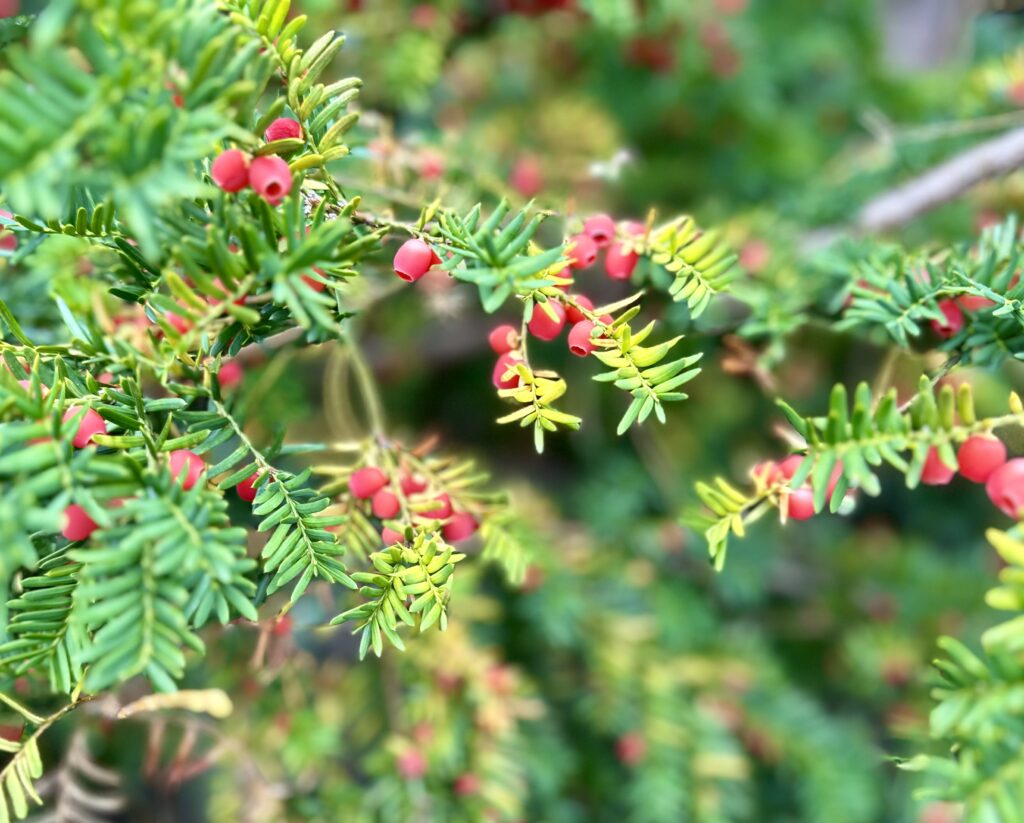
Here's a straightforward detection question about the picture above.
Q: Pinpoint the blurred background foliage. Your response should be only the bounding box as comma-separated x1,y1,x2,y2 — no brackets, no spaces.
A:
7,0,1024,821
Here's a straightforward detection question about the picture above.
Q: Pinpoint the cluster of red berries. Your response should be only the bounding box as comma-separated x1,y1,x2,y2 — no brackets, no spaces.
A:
348,465,478,544
211,119,302,206
752,455,844,521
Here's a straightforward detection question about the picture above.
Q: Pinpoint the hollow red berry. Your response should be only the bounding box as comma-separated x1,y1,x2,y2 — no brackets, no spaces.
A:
957,435,1007,483
393,239,439,282
63,407,107,449
349,466,388,499
381,527,405,545
168,449,205,490
421,493,452,520
442,512,478,542
605,243,638,281
264,117,302,143
488,324,519,354
986,458,1024,518
787,487,816,520
527,301,567,341
237,471,261,502
930,299,964,339
568,320,597,357
249,156,293,205
492,353,523,389
920,447,955,486
62,504,98,542
568,234,598,269
400,473,427,495
565,295,594,324
211,149,250,193
583,214,616,248
372,489,401,519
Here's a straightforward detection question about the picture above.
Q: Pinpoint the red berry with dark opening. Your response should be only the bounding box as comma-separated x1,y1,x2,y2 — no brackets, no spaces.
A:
168,449,205,490
957,435,1007,483
921,447,955,486
488,324,519,354
527,301,567,341
787,487,816,520
568,234,598,269
237,472,261,502
381,527,405,545
986,458,1024,518
565,295,594,324
372,489,401,519
63,407,107,448
583,214,616,248
249,156,293,205
349,467,388,499
421,493,452,520
492,353,523,389
211,149,250,193
605,243,638,281
393,239,439,282
930,299,964,339
264,117,302,143
568,321,597,357
62,504,98,541
442,512,478,542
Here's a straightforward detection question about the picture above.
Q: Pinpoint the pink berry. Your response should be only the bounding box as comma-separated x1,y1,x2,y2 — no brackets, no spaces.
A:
237,472,261,502
400,473,428,495
219,360,244,389
568,234,598,269
442,512,478,542
778,455,805,481
393,239,439,282
396,750,427,780
787,487,816,520
930,299,964,339
381,527,405,545
166,311,192,335
0,208,16,252
168,450,205,490
492,353,523,389
583,214,616,248
211,149,250,193
63,408,107,448
957,435,1007,483
986,458,1024,518
264,117,302,143
568,320,597,357
527,301,567,341
565,295,594,324
510,154,543,198
349,467,388,499
454,773,480,796
62,504,98,542
921,447,955,486
605,243,638,281
421,493,452,520
372,489,401,519
488,324,519,354
249,155,293,205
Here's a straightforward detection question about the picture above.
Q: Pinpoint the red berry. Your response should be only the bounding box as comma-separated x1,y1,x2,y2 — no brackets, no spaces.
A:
63,408,107,448
237,471,261,502
349,467,388,499
302,270,327,292
372,489,401,519
421,493,452,520
986,458,1024,518
219,360,244,389
492,353,523,389
166,311,192,335
787,487,816,520
739,239,770,273
381,527,405,545
442,512,478,542
211,149,250,193
264,117,302,143
583,214,616,248
418,149,444,180
930,299,964,339
568,234,598,269
454,773,480,796
565,295,594,324
568,320,597,357
921,447,955,486
0,208,16,252
62,504,98,541
488,324,519,354
272,614,293,637
751,461,783,485
168,449,205,490
527,301,567,341
249,156,293,205
957,435,1007,483
605,243,638,280
396,750,427,780
957,294,996,312
616,732,647,766
400,473,428,495
778,454,805,481
393,239,439,282
510,154,543,198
